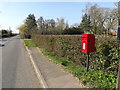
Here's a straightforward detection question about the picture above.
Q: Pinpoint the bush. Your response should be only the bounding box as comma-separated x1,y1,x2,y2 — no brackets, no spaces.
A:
32,35,120,76
90,36,120,75
63,27,84,35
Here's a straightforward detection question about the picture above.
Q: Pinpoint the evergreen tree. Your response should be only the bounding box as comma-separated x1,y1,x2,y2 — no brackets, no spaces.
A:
79,13,92,33
25,14,37,38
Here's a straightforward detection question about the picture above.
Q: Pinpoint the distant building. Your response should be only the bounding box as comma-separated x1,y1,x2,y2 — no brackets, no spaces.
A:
109,29,117,35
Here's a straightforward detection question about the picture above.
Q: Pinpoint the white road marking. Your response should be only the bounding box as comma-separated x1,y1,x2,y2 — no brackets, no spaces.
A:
24,45,48,88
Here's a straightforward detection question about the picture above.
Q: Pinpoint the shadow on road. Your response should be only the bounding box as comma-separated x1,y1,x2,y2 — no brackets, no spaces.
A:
0,44,5,47
0,40,7,42
0,40,7,41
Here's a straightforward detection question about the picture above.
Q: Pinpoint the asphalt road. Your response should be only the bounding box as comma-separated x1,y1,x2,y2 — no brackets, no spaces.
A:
2,36,41,88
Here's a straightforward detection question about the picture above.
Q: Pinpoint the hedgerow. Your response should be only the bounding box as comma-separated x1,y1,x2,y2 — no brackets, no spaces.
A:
32,35,119,76
32,35,119,88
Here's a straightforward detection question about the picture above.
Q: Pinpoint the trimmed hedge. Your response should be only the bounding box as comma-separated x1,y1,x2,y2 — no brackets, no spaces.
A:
32,35,120,76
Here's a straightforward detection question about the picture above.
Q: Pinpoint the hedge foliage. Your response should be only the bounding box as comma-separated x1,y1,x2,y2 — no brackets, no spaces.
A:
32,35,120,76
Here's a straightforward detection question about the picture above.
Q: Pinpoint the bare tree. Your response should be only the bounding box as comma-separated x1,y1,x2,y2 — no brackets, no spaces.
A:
86,4,117,35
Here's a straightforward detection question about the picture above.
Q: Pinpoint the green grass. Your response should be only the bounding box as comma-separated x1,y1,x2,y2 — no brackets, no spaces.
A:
39,47,116,88
24,40,37,47
24,40,116,88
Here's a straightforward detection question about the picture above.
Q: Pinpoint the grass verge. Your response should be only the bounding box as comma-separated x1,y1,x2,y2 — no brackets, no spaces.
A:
24,40,116,88
39,48,116,88
24,40,37,47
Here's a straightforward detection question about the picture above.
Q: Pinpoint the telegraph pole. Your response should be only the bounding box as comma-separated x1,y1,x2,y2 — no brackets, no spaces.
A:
9,27,11,37
116,1,120,90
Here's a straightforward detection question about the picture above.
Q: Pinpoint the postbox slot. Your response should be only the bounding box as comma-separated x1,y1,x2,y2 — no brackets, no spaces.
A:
82,38,87,40
82,41,87,42
82,37,87,38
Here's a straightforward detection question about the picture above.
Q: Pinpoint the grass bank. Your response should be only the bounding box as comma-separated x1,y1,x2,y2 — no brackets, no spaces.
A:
24,40,116,88
24,40,37,47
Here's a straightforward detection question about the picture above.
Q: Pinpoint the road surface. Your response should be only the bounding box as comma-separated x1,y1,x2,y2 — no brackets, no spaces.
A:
1,36,41,88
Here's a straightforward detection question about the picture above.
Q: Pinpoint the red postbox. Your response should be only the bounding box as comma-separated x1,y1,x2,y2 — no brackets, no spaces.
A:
82,33,95,53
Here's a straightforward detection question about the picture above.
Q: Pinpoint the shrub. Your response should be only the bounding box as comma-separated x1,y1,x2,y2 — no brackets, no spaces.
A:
63,27,84,35
32,35,120,76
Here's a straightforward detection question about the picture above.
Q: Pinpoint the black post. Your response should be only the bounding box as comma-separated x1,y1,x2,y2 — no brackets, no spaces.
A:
86,52,90,72
117,1,120,40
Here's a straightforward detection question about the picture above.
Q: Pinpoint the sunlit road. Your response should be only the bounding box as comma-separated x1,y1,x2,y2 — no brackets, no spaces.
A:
2,36,41,88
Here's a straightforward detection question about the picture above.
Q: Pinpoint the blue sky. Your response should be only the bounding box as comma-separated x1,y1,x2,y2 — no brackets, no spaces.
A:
0,2,117,33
